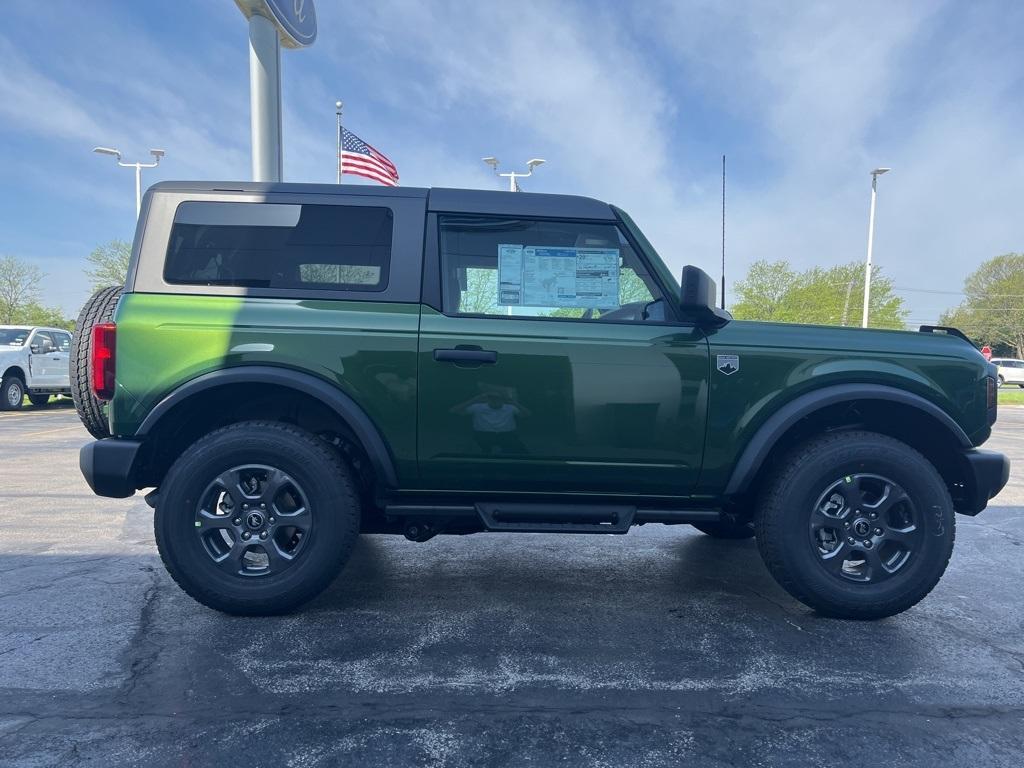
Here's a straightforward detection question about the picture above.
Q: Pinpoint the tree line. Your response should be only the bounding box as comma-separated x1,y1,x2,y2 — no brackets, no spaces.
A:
731,254,1024,355
0,241,130,330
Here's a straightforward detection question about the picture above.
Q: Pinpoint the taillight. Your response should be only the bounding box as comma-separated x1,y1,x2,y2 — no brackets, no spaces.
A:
91,323,116,401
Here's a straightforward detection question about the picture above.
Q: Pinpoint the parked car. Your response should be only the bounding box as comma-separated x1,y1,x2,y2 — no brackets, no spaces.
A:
77,181,1008,619
989,358,1024,387
0,325,72,410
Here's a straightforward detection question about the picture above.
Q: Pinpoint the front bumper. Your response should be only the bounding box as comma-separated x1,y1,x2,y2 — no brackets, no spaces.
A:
80,439,142,499
959,449,1010,515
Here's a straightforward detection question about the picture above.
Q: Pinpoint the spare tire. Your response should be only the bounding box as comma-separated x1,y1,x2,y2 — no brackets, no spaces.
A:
71,286,123,439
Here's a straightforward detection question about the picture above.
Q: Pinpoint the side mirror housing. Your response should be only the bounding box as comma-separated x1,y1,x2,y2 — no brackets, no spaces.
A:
29,344,40,354
679,266,731,329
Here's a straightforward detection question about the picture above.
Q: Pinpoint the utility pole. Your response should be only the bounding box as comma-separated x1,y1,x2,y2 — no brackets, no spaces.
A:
482,157,546,191
92,147,165,218
862,167,891,328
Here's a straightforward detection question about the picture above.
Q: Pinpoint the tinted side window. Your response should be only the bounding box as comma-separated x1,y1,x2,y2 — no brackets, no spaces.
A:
164,202,393,291
438,215,665,322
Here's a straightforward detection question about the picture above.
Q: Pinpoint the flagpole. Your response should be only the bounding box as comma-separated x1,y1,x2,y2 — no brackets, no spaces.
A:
335,100,343,184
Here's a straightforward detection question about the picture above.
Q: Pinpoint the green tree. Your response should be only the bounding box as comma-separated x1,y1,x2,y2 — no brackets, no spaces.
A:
0,255,72,329
20,302,74,331
939,253,1024,357
0,254,43,324
85,239,131,290
731,260,907,329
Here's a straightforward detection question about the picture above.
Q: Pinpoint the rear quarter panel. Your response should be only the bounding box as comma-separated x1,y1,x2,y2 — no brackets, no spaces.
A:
111,293,420,480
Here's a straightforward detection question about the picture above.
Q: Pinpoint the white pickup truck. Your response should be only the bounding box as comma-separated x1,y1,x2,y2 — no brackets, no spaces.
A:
0,326,73,410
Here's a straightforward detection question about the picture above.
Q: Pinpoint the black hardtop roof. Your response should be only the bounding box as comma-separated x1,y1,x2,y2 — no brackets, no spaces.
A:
147,181,616,220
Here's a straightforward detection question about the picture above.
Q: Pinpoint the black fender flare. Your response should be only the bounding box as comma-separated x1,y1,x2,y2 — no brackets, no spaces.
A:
136,365,399,488
723,383,972,497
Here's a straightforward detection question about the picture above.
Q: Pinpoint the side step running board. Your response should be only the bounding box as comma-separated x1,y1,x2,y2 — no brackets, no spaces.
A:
383,503,723,537
477,502,635,534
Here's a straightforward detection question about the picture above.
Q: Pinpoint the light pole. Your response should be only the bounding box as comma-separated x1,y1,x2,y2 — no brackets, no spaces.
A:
93,147,165,218
861,167,891,328
336,100,343,184
482,157,545,192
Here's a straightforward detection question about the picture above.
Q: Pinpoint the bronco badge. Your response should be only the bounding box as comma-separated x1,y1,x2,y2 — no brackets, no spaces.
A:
717,354,739,375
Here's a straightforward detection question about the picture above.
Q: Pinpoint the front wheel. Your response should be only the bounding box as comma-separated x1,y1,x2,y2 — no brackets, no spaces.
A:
756,431,955,620
155,421,361,615
1,376,24,411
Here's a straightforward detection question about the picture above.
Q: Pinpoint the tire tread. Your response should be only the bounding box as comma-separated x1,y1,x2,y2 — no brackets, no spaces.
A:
70,286,122,438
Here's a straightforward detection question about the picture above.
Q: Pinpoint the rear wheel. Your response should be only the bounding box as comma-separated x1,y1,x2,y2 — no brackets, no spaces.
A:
71,285,122,438
1,376,24,411
756,430,955,619
155,421,361,615
997,375,1005,387
28,394,51,407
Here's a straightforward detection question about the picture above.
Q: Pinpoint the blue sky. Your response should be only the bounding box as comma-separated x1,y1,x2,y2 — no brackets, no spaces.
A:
1,1,1022,324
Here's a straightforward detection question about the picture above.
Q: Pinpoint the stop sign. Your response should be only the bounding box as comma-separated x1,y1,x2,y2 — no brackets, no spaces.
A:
981,345,992,360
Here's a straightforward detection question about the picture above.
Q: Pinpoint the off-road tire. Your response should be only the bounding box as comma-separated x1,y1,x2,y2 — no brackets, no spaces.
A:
692,519,755,539
71,286,122,438
155,421,361,615
1,375,25,411
28,394,51,407
755,430,955,620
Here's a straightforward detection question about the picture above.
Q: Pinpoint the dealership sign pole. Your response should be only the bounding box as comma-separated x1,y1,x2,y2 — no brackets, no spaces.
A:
234,0,317,182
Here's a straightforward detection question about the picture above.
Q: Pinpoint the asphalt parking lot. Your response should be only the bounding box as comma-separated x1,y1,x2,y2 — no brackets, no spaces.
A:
1,405,1023,767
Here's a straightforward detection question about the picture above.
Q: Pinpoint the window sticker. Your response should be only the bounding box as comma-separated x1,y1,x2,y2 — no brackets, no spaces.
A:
497,244,620,309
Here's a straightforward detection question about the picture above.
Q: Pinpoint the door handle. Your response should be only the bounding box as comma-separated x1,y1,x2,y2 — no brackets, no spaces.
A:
433,348,498,365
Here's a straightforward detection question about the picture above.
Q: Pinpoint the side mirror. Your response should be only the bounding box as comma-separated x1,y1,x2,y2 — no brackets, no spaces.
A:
679,266,731,329
30,344,40,354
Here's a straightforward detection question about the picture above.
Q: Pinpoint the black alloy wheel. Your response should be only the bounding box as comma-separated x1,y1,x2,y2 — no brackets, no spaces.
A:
809,474,922,583
195,465,314,578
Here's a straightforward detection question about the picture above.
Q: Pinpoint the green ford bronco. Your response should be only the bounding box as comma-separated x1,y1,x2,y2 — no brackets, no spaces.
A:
78,181,1009,618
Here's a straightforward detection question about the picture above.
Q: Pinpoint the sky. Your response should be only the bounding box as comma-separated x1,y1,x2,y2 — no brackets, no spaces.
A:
1,0,1022,325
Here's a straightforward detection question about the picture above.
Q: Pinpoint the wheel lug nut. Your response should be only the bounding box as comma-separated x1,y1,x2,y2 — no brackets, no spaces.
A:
847,536,856,544
260,531,268,539
869,512,877,519
242,503,249,510
260,503,266,509
269,517,275,524
233,518,242,526
863,540,873,548
874,527,883,536
242,531,251,540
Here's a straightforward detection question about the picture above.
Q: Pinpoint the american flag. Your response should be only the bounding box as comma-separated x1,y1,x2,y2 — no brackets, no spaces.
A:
340,128,399,186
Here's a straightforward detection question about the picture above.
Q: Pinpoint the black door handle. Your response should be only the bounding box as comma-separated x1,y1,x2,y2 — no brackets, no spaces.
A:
433,348,498,365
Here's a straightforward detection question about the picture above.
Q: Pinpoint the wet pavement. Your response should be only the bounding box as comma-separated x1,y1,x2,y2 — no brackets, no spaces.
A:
1,404,1022,766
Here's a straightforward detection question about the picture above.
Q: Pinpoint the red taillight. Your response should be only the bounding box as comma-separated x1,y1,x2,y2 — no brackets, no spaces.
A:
91,323,116,401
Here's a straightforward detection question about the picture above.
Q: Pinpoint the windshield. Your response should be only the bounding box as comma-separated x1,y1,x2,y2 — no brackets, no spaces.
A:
0,328,30,347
